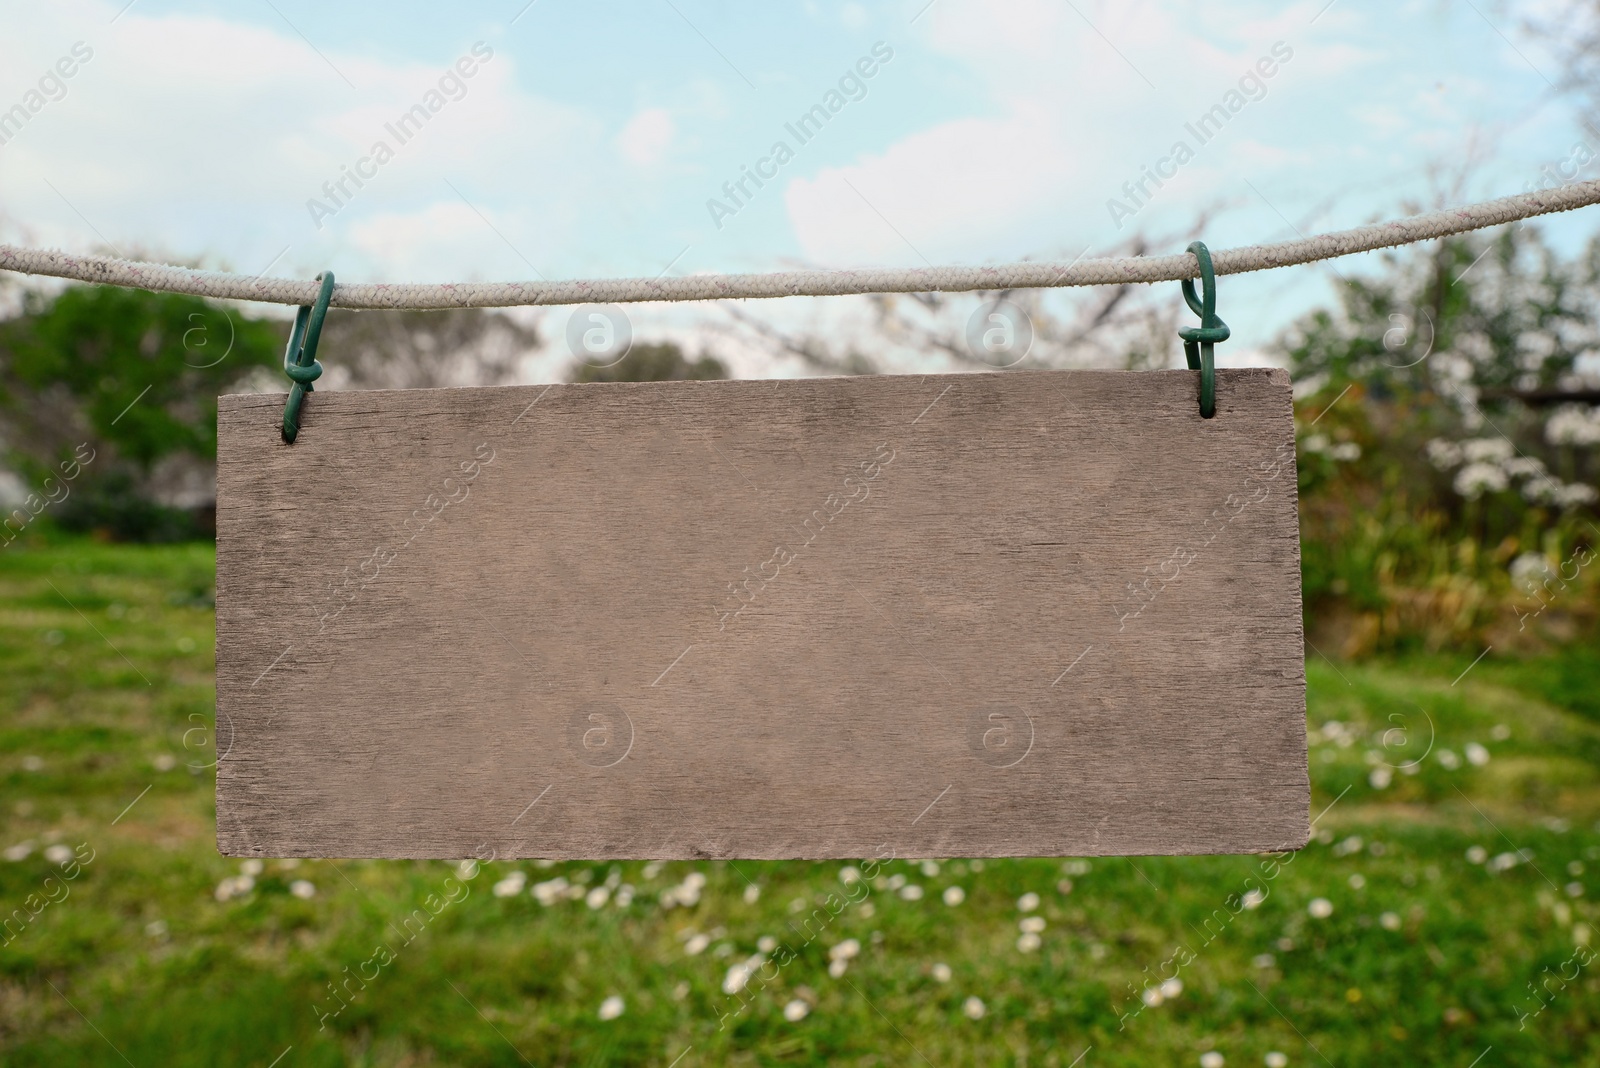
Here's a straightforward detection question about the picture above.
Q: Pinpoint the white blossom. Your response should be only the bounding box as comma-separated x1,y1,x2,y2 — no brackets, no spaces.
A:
492,872,527,898
1425,438,1463,469
1454,462,1508,499
1546,405,1600,446
597,995,625,1021
1461,437,1514,463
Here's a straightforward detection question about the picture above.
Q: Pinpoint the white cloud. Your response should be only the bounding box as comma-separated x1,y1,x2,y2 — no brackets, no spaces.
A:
616,107,676,166
0,1,602,281
782,0,1376,266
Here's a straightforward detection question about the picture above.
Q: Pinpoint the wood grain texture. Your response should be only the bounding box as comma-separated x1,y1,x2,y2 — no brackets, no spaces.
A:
215,368,1308,860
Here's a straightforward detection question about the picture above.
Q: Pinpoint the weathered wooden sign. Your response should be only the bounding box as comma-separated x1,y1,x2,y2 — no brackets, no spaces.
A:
215,368,1308,860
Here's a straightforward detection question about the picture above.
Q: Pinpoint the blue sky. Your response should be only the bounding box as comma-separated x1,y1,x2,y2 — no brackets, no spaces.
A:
0,0,1595,377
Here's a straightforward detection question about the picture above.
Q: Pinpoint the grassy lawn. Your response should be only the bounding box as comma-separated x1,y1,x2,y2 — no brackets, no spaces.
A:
1,540,1598,1066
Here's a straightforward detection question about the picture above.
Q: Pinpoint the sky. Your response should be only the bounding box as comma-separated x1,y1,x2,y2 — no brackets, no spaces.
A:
0,0,1596,380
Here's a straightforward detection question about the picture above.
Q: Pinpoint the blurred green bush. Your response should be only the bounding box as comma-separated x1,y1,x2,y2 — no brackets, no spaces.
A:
0,285,284,542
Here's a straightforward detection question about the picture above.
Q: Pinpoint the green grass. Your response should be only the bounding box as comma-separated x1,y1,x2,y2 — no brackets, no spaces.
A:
2,541,1598,1066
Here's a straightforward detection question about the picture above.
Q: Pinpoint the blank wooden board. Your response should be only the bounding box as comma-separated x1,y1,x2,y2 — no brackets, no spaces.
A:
215,368,1308,860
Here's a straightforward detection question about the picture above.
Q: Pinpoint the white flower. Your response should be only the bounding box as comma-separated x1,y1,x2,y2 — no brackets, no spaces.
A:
1558,483,1599,507
828,958,848,978
943,886,966,906
241,859,264,876
532,877,569,906
838,866,860,885
962,996,985,1020
1160,978,1183,999
214,875,254,902
1523,476,1566,505
1464,742,1490,766
899,884,923,901
1348,874,1366,890
931,962,952,983
1057,878,1074,895
1332,836,1363,857
153,753,177,772
289,879,316,899
1241,888,1267,910
1017,932,1041,953
615,885,634,907
1368,767,1393,789
1425,438,1463,469
1308,898,1333,919
1510,552,1551,592
1466,845,1488,864
1142,986,1164,1007
597,995,625,1021
920,860,941,877
1302,433,1330,454
1019,916,1046,934
782,998,810,1022
1329,442,1361,462
1454,462,1508,499
1380,911,1402,931
743,884,761,904
757,935,777,953
493,872,527,898
1437,749,1461,770
1488,852,1520,873
828,939,861,962
723,962,753,994
1265,1053,1289,1068
1017,892,1040,912
456,859,479,881
1546,404,1600,446
1503,456,1546,479
586,886,610,909
685,933,710,955
1462,437,1514,463
1200,1051,1225,1068
886,874,906,891
43,844,73,865
1252,953,1276,969
3,841,33,862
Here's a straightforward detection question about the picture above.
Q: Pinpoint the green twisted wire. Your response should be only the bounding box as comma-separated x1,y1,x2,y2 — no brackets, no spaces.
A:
1177,241,1229,418
281,271,336,444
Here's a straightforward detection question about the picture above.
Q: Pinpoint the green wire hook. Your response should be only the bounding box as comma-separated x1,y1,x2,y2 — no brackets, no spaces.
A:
1178,241,1229,419
281,271,335,444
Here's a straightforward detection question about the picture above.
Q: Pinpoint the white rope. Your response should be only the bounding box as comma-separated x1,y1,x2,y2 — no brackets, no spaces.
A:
3,179,1599,310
